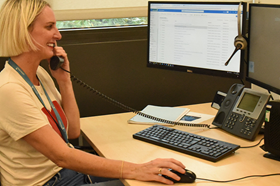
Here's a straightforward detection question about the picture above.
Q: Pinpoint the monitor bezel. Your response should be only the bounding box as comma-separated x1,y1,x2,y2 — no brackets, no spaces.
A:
147,1,247,79
246,3,280,95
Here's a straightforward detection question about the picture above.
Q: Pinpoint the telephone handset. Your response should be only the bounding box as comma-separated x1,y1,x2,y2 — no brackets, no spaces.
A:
50,56,64,70
49,56,210,128
212,84,270,140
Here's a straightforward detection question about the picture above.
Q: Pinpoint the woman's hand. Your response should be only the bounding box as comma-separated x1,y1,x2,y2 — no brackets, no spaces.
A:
127,158,186,185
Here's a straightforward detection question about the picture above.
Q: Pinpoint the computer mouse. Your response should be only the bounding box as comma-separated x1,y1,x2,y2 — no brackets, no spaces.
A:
163,169,196,183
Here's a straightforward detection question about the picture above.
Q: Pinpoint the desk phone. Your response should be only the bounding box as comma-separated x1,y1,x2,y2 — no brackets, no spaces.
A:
212,84,270,141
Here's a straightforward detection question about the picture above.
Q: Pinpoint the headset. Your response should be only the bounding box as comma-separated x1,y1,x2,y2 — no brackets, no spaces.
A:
225,2,247,66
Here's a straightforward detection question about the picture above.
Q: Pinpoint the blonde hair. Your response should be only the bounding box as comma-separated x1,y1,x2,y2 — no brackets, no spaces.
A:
0,0,50,57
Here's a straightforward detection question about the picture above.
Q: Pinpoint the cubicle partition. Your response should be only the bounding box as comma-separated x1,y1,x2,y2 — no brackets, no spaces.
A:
0,26,250,117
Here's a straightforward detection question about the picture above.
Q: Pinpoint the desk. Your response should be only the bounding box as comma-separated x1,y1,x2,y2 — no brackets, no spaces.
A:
81,103,280,186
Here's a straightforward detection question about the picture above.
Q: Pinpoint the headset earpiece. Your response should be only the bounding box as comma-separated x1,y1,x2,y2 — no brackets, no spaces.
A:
235,2,247,50
234,35,247,50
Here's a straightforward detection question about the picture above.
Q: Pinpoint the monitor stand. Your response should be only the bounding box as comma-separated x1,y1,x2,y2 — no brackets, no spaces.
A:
264,153,280,162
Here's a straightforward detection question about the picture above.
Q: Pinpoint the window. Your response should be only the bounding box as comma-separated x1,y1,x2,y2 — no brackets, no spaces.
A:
57,17,147,29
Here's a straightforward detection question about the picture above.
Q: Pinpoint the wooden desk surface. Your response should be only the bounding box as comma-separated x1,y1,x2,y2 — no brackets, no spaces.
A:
81,103,280,186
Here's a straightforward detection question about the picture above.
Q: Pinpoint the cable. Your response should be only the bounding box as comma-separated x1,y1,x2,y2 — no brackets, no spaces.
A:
240,138,264,148
60,67,210,128
197,173,280,183
268,90,274,100
207,128,264,148
240,78,244,85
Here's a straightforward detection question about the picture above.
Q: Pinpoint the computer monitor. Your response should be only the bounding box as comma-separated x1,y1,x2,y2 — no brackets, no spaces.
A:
246,3,280,160
246,4,280,95
147,1,247,79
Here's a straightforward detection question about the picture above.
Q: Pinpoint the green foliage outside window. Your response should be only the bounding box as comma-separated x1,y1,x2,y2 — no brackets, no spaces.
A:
56,17,148,29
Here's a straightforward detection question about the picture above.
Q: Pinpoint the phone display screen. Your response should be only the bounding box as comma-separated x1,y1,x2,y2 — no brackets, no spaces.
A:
237,92,260,112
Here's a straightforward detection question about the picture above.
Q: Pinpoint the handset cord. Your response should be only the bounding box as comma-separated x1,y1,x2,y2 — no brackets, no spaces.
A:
60,67,210,128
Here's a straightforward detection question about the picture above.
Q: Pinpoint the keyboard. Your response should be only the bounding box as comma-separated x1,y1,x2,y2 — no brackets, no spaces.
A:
133,125,240,162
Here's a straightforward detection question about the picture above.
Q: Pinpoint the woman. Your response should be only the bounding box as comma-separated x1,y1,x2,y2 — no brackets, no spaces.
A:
0,0,186,185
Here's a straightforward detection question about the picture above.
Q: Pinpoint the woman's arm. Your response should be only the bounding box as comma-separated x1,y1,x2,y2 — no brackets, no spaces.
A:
49,46,80,139
57,79,80,139
23,125,186,185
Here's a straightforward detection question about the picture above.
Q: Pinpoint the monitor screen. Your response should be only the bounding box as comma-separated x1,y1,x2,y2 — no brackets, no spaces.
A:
147,1,246,79
246,4,280,95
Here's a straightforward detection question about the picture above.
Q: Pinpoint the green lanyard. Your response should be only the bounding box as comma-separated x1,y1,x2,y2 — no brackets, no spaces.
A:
8,58,70,145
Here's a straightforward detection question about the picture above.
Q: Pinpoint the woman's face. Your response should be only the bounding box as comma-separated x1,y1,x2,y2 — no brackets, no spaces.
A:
29,6,62,59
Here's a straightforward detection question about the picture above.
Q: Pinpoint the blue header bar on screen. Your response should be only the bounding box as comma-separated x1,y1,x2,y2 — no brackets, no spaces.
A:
151,9,238,14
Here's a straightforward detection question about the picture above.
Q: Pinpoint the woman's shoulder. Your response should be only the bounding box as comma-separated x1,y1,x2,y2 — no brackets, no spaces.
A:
0,61,26,87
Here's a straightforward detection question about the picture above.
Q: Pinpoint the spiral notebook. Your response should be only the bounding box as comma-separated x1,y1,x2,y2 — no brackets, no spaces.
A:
127,105,190,126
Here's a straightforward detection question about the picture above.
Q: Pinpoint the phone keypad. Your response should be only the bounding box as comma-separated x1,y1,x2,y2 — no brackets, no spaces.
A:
240,118,256,136
225,113,256,137
225,113,238,129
